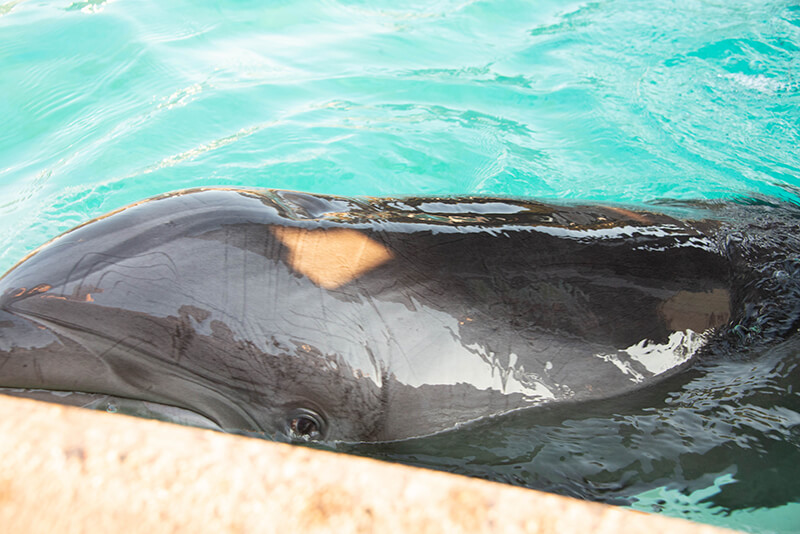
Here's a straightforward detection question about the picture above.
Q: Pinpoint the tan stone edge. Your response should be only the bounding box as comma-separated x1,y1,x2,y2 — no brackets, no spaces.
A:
0,395,738,534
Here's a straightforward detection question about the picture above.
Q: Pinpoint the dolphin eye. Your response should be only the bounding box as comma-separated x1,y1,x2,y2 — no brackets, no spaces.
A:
286,408,326,441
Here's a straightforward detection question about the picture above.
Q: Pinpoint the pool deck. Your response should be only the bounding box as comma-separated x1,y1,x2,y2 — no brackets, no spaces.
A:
0,394,738,533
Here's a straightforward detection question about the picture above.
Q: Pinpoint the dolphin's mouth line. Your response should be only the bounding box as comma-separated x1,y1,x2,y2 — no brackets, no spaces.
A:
4,305,266,434
0,386,226,430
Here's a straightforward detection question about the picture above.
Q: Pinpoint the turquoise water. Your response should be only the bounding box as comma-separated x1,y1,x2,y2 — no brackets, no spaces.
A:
1,0,799,531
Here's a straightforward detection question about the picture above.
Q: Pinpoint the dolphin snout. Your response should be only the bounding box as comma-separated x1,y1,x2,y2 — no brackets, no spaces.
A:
0,304,111,393
0,306,61,391
0,306,56,356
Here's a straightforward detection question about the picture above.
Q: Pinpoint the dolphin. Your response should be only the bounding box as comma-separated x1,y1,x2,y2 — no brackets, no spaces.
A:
0,188,734,442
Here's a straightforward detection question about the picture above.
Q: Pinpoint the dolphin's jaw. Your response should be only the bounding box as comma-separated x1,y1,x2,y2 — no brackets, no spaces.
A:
0,304,268,436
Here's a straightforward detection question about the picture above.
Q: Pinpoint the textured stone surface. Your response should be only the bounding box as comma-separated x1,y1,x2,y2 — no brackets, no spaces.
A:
0,395,737,533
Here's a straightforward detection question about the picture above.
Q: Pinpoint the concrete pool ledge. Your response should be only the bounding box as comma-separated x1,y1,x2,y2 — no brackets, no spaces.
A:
0,395,737,534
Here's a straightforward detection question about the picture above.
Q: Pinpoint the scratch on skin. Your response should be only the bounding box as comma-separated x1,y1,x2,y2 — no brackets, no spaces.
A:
33,356,43,384
604,206,652,225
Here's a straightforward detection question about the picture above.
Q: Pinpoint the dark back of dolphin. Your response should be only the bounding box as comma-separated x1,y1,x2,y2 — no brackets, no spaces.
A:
0,188,732,441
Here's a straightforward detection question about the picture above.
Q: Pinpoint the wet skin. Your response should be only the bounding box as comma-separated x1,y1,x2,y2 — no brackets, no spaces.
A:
0,188,732,442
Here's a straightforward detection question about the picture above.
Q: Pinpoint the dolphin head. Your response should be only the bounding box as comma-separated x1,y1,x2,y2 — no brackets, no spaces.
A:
0,189,396,442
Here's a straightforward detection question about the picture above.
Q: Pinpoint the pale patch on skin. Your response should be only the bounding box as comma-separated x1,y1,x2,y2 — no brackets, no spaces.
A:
271,227,394,290
660,288,731,332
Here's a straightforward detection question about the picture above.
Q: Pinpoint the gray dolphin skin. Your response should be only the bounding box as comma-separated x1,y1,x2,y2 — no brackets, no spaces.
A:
0,188,733,442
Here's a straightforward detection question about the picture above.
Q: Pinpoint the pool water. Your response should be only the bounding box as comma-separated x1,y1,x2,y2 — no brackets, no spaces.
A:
1,0,799,532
